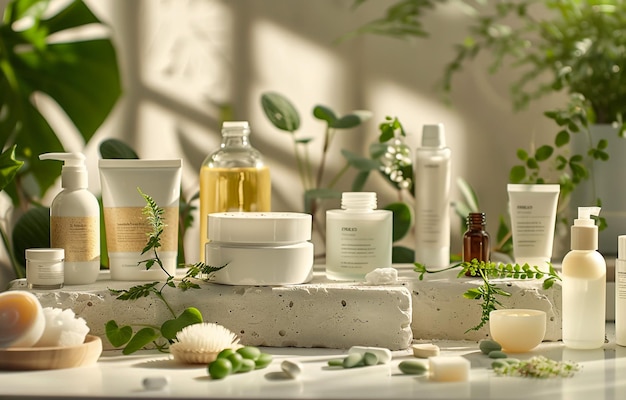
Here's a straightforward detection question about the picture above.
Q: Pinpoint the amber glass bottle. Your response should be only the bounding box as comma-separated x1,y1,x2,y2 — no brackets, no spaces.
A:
462,212,490,263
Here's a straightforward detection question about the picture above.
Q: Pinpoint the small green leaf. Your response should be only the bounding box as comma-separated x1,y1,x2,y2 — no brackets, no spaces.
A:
385,202,413,241
161,307,204,340
312,105,337,125
534,145,553,161
261,92,300,132
509,165,526,183
555,130,570,147
0,145,24,192
122,327,160,355
331,110,372,129
99,139,139,159
105,320,133,348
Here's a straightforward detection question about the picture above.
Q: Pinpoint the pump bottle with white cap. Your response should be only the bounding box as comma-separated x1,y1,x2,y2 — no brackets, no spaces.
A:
39,153,100,285
561,206,606,349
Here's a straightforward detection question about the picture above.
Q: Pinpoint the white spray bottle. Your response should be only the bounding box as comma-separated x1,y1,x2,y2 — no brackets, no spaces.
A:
561,206,606,349
39,153,100,285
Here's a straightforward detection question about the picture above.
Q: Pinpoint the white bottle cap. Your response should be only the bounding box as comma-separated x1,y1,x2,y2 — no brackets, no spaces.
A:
341,192,377,210
571,206,600,251
39,152,88,189
222,121,250,135
421,124,446,148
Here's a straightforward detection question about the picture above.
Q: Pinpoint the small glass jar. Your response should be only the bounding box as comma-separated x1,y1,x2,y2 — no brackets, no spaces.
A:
26,248,65,289
462,212,490,263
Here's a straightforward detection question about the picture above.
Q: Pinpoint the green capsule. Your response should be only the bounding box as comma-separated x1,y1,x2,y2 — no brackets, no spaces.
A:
488,350,508,359
237,358,256,373
398,360,428,375
343,353,364,368
208,358,232,379
216,348,236,359
227,352,244,373
254,352,273,369
479,339,502,355
237,346,262,361
363,352,379,366
327,358,344,367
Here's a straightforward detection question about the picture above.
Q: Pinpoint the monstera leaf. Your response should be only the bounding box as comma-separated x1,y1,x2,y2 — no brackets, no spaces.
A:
0,0,121,204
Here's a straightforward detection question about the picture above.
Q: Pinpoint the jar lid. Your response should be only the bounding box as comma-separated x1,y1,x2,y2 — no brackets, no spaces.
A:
208,212,311,244
25,248,65,261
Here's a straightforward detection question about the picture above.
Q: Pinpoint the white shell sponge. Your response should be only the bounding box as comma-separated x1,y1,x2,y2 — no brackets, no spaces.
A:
35,307,89,347
170,322,240,364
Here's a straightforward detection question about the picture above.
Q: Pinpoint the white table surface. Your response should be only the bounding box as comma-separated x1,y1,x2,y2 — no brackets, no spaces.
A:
2,324,625,400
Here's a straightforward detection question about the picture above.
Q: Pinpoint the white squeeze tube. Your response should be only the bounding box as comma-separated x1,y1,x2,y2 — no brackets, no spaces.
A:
414,124,451,270
507,184,560,269
98,159,182,281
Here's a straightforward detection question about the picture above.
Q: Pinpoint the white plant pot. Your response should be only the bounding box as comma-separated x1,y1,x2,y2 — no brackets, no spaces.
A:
570,124,626,256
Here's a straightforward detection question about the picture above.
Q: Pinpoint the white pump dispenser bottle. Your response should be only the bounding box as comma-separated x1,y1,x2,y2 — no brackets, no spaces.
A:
561,206,606,349
39,153,100,285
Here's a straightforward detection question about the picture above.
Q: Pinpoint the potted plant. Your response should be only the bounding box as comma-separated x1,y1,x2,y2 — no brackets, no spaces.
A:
0,0,121,280
352,0,626,252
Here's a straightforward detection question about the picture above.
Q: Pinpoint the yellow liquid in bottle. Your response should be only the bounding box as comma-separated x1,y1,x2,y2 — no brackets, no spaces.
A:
199,166,271,260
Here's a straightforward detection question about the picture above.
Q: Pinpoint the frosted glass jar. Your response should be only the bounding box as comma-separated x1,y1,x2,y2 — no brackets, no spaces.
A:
205,212,313,285
325,192,392,281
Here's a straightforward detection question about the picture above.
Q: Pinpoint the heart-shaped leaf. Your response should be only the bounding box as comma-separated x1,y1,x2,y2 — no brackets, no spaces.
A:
160,307,204,340
122,327,160,355
105,320,133,348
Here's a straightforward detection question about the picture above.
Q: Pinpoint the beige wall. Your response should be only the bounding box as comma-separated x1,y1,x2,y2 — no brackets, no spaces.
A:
2,1,564,278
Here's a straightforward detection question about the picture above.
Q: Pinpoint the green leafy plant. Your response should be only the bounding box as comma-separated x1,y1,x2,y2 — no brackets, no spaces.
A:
414,259,561,332
351,0,626,229
105,188,225,354
261,92,416,262
1,0,121,279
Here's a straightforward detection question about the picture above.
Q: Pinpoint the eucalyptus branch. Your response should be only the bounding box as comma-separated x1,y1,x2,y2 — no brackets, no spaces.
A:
414,259,561,332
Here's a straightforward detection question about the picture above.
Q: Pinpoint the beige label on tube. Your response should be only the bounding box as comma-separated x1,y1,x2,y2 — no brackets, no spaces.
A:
104,207,178,252
51,216,99,262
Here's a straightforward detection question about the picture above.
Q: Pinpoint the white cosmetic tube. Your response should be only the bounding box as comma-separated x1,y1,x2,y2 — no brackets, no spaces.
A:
507,184,560,269
99,159,182,280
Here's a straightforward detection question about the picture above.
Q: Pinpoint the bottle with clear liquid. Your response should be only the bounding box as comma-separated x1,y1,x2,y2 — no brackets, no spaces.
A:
199,121,271,261
562,206,606,349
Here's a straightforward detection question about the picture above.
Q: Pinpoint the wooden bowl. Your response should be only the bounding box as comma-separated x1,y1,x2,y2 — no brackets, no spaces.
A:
0,335,102,370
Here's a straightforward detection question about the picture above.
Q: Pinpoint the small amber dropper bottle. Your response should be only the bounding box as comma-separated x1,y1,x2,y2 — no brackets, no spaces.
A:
463,212,490,263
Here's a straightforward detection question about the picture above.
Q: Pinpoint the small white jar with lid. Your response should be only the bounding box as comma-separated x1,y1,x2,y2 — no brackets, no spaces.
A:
205,212,313,285
25,248,65,289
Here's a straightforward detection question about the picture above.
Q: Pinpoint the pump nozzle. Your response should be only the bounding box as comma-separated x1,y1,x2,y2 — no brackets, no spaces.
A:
39,152,88,189
571,206,601,250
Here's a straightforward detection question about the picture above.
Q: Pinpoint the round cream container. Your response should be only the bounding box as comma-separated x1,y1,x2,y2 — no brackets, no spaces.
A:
206,212,314,285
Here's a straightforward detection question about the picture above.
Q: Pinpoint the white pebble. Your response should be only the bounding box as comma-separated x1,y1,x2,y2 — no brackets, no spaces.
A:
364,268,398,285
411,343,440,358
281,360,303,379
348,346,392,364
142,376,170,391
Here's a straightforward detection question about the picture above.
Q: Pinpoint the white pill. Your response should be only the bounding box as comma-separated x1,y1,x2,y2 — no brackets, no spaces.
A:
348,346,392,364
411,343,440,358
281,359,303,379
142,376,170,390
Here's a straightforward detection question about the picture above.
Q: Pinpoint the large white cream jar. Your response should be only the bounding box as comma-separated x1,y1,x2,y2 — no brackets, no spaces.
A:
205,212,314,285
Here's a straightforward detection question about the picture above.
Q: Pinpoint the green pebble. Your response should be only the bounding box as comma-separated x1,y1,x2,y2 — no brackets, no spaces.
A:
327,358,344,367
505,358,520,365
398,360,428,375
237,358,256,373
488,350,508,359
491,359,509,369
343,353,364,368
254,352,273,369
227,352,243,373
479,339,502,355
363,352,379,366
208,358,232,379
237,346,262,361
